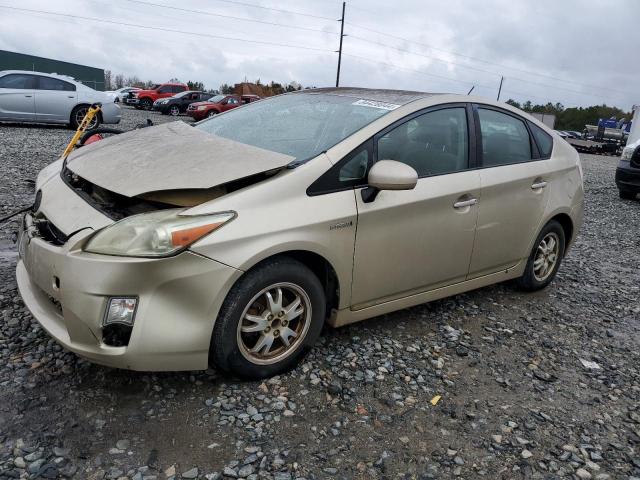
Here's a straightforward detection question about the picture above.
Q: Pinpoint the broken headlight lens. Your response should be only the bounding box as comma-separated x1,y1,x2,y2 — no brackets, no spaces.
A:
84,209,235,257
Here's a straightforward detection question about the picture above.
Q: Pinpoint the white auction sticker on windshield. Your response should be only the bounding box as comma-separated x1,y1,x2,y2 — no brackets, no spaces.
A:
352,99,400,110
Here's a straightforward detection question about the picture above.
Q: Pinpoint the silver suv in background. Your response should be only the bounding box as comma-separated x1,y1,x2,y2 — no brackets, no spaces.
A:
0,70,121,129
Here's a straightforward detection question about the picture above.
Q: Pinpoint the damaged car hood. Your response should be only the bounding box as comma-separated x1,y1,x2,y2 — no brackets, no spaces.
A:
66,121,295,197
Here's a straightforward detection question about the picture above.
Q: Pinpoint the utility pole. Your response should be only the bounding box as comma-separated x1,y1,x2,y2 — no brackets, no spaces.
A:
335,1,346,87
496,76,504,101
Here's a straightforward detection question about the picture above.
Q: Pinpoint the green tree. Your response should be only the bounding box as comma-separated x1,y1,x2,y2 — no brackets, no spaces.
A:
219,83,234,94
187,80,205,91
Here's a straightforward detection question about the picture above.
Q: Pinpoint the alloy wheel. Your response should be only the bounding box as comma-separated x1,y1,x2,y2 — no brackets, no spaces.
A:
236,283,311,365
75,107,98,129
533,232,560,282
169,105,180,116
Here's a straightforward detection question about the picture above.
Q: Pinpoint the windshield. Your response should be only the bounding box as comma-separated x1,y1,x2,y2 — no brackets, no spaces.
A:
195,93,396,161
208,94,226,103
173,91,191,98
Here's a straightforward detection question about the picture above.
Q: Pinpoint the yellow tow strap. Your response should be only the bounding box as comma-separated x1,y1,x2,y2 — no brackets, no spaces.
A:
61,103,102,159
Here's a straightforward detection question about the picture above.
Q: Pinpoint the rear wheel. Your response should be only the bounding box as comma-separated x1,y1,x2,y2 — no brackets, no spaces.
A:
70,105,99,130
619,190,636,200
210,257,325,379
516,220,565,291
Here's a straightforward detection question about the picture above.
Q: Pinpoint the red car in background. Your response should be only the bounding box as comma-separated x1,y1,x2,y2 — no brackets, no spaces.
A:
128,82,188,110
187,94,260,120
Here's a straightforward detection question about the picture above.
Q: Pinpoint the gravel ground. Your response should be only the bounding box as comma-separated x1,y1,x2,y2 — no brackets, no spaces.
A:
1,107,639,480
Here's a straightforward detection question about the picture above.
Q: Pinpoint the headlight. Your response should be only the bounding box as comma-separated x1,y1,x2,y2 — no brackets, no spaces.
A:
621,147,634,161
84,209,235,257
197,105,208,111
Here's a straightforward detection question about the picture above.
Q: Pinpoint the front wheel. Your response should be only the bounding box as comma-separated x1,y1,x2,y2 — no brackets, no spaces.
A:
516,220,565,291
207,110,217,118
210,257,325,379
139,98,153,110
169,105,180,116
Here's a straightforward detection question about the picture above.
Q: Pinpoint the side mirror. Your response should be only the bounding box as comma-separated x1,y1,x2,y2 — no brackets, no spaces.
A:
362,160,417,203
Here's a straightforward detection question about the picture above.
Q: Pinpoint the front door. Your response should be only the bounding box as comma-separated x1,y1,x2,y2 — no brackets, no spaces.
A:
468,106,551,278
0,73,36,121
351,105,480,308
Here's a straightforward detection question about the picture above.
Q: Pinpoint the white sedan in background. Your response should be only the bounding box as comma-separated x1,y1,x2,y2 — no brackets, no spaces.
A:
0,70,121,129
105,86,141,103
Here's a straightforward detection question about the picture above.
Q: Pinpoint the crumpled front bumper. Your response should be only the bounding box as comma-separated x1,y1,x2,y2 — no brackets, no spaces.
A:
16,213,242,371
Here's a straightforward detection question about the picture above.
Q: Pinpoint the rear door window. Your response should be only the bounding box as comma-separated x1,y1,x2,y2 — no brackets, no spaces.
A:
478,108,532,167
0,73,37,89
37,76,75,91
528,122,553,158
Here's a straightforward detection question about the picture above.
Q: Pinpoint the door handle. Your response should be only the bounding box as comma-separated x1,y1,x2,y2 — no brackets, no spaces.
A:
453,198,478,209
68,96,75,98
531,181,547,190
24,95,32,98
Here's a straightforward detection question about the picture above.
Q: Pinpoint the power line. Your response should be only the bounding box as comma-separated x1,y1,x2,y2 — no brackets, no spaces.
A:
341,53,496,92
199,0,336,21
346,21,635,98
118,0,338,34
347,33,622,104
0,5,335,53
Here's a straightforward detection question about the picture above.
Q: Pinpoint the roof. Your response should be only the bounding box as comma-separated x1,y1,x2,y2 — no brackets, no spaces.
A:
297,87,440,106
1,69,75,80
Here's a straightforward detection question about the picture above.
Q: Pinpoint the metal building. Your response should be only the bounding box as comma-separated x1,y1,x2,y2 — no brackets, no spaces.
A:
0,50,105,90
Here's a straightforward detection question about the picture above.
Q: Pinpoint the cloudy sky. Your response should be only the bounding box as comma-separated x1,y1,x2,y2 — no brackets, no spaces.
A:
0,0,638,109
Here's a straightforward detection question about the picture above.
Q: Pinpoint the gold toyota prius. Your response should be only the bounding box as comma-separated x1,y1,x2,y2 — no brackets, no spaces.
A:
16,88,584,378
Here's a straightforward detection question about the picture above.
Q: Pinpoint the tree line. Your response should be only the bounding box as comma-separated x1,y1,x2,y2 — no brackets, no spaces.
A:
505,99,633,131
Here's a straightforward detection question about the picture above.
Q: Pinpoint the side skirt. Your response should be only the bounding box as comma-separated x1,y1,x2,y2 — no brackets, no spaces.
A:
328,263,524,327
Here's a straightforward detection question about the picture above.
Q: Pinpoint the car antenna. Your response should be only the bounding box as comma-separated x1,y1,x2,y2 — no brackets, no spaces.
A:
467,86,475,95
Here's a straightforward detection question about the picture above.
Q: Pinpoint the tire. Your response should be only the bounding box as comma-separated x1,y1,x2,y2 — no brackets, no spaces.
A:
79,127,123,146
139,98,153,110
169,105,180,116
210,257,326,379
70,105,100,130
619,190,636,200
516,220,565,291
207,110,217,118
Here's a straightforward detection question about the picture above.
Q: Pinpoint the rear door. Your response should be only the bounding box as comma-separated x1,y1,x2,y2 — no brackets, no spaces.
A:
34,76,77,123
467,105,551,278
0,73,37,121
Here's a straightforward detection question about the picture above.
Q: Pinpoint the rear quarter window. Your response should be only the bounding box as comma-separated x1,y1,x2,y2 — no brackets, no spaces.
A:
528,122,554,158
